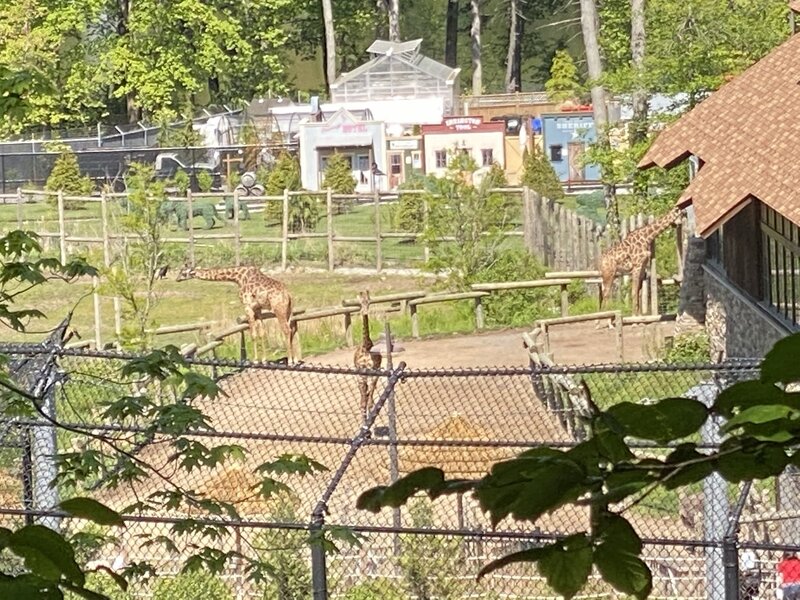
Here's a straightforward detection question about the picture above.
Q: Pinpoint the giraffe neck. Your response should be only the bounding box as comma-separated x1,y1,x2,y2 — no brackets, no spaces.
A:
193,267,249,284
361,313,372,348
635,208,680,245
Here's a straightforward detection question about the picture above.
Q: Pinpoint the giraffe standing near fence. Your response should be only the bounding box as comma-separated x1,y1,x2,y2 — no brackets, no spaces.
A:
599,206,683,315
176,265,296,364
353,291,382,422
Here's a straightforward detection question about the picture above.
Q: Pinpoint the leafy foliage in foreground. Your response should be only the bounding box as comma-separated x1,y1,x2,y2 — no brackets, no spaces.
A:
358,335,800,598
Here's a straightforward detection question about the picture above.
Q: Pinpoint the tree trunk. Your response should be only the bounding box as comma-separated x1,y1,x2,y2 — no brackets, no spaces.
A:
579,0,617,233
470,0,482,96
321,0,337,94
388,0,400,41
630,0,648,144
505,0,518,92
445,0,459,67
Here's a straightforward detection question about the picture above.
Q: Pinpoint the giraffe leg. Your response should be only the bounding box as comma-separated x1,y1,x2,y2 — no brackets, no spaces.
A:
597,270,616,330
631,265,645,316
358,376,369,422
245,308,259,362
366,375,378,415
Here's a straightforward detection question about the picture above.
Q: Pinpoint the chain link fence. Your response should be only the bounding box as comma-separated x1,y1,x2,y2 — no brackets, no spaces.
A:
0,344,794,599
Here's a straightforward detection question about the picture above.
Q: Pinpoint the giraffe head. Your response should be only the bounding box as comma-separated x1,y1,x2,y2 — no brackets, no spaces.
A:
176,264,196,282
358,290,371,316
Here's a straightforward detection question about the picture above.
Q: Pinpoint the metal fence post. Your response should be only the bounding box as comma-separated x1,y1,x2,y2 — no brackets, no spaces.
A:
724,481,751,600
310,514,328,600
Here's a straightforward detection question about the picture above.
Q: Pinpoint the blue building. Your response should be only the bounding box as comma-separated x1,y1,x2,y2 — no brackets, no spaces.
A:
540,112,601,185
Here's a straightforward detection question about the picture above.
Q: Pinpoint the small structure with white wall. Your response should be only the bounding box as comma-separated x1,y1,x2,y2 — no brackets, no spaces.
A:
298,108,388,192
421,116,506,179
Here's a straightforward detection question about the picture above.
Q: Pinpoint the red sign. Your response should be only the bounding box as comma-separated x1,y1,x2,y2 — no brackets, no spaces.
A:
442,116,483,131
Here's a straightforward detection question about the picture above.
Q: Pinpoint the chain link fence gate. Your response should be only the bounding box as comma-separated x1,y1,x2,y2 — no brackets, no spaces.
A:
0,344,796,599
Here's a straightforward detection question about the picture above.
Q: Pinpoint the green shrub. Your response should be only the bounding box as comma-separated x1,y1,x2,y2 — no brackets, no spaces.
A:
65,572,133,600
45,143,93,208
196,170,214,193
398,501,466,600
322,152,357,194
344,578,407,600
521,147,564,202
173,170,190,195
471,250,556,326
263,152,319,232
152,570,234,600
663,331,711,364
256,497,311,599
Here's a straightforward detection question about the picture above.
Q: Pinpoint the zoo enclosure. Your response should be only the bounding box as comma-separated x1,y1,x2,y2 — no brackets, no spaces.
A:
0,343,791,599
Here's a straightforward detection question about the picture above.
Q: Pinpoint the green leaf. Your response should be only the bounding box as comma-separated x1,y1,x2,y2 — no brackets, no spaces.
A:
538,534,593,599
606,398,708,442
476,456,586,526
0,527,13,549
0,574,63,600
713,380,794,418
717,444,789,482
356,468,445,511
660,444,715,489
598,514,642,554
723,404,798,430
9,525,84,585
60,581,109,600
59,498,124,527
256,454,328,476
594,547,652,599
762,334,800,385
477,546,552,581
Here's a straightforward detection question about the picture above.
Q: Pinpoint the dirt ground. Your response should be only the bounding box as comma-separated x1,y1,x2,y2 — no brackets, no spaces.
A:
309,319,674,368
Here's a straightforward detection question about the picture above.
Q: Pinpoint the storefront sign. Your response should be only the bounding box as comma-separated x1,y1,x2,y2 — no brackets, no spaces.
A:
442,116,483,131
389,139,419,150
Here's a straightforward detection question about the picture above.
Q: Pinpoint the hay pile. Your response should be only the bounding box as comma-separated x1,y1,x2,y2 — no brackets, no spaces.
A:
397,414,515,478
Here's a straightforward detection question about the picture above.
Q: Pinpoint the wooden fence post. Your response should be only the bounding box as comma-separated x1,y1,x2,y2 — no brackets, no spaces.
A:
57,190,67,264
374,191,382,272
422,198,430,263
522,187,534,251
410,304,419,338
16,187,22,230
474,296,485,329
326,188,334,271
187,189,195,266
650,238,659,315
344,311,353,346
233,188,241,266
614,311,624,362
281,188,289,271
92,277,102,349
560,283,569,317
101,192,110,265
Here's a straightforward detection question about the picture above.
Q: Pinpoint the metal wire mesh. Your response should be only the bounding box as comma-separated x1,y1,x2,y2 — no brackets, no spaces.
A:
0,347,795,598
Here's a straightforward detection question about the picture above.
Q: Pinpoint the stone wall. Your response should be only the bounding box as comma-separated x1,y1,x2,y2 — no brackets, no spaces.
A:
704,267,790,359
674,236,707,336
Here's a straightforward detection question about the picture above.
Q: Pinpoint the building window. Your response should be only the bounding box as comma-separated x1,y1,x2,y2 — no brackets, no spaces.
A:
549,145,563,162
481,149,493,167
706,230,722,265
435,150,447,168
761,204,800,327
357,155,370,171
390,154,402,175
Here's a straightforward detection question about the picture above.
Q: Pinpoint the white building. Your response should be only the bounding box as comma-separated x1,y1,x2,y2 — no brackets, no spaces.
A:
298,108,388,192
421,116,506,178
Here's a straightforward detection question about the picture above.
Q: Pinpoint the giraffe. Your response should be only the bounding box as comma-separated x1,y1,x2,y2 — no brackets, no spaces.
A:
599,206,683,315
176,265,296,364
353,290,382,422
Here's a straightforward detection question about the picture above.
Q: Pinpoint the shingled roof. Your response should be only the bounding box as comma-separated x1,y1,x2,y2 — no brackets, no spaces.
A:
638,33,800,237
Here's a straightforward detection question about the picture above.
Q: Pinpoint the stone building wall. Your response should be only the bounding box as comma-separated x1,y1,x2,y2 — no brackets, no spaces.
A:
704,267,790,359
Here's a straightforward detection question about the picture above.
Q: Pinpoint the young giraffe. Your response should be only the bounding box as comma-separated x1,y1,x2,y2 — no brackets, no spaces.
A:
176,265,296,364
599,206,683,315
353,291,382,421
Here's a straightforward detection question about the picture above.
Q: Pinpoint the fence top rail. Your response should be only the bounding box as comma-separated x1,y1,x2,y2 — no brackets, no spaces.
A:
536,311,621,327
1,344,762,374
546,271,602,279
409,291,490,306
341,291,427,306
472,278,574,291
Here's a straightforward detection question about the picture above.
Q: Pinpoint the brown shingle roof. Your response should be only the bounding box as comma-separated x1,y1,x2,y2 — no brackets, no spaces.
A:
639,32,800,236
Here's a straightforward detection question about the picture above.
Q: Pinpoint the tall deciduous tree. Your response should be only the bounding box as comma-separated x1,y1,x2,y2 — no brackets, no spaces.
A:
445,0,459,67
321,0,337,93
629,0,647,144
470,0,482,95
545,50,584,103
504,0,521,92
579,0,618,232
